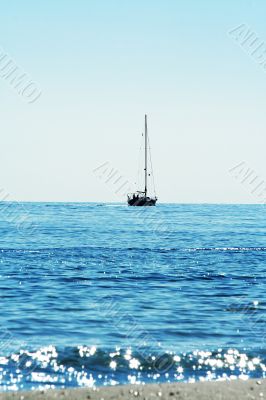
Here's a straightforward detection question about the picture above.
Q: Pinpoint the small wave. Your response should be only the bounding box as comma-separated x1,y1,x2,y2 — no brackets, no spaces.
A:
1,246,265,255
0,346,265,391
184,247,266,252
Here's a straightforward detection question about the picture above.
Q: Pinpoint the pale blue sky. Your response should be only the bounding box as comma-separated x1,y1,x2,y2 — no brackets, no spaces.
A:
0,0,265,203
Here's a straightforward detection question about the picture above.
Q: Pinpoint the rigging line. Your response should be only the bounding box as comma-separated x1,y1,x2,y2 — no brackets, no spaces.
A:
148,134,156,197
136,132,144,190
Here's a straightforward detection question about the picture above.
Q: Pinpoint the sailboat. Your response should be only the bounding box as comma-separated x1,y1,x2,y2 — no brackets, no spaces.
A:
127,115,157,206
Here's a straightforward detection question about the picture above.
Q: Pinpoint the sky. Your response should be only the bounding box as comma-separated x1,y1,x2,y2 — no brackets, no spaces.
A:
0,0,265,203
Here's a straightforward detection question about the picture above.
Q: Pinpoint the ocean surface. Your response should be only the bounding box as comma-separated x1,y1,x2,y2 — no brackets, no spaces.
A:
0,202,265,391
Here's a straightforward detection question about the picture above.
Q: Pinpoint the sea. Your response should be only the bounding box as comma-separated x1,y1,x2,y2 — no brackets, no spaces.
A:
0,202,265,391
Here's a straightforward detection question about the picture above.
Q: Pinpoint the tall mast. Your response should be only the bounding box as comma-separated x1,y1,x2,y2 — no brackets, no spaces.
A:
144,114,148,197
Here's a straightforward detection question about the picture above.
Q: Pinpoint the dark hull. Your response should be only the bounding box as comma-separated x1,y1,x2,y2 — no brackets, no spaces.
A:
127,197,157,206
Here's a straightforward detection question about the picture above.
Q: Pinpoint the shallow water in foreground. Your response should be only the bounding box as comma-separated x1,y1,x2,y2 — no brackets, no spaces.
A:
0,203,265,391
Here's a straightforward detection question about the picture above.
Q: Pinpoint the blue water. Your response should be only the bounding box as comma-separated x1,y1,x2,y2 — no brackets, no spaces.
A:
0,203,265,391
